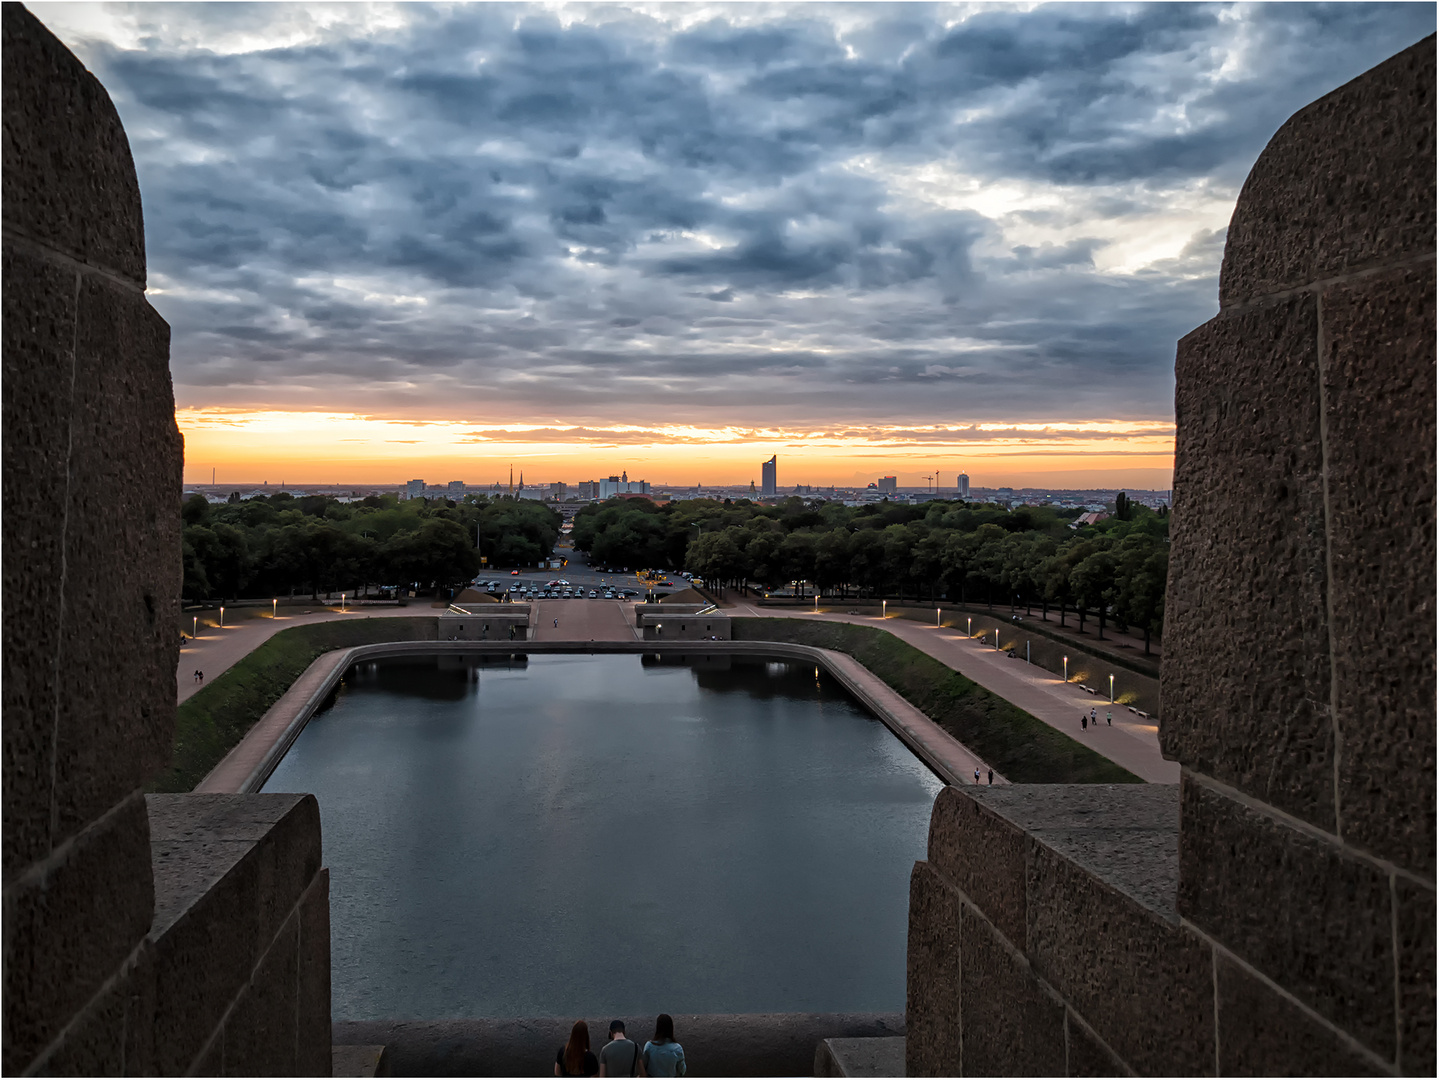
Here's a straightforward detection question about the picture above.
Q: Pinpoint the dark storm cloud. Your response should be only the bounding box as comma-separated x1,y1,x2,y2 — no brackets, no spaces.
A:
41,1,1435,425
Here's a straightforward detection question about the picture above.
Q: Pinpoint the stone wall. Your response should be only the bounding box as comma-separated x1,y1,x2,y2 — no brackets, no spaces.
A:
2,6,331,1073
906,36,1435,1077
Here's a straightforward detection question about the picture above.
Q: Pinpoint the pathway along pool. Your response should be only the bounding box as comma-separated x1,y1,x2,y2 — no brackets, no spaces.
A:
263,652,943,1020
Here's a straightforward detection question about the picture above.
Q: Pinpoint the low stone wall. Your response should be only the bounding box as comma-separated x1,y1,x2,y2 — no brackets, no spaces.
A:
335,1011,903,1077
438,606,531,641
908,784,1197,1076
145,794,330,1075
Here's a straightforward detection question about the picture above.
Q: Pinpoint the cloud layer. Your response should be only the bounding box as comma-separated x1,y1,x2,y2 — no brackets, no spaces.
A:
37,1,1434,432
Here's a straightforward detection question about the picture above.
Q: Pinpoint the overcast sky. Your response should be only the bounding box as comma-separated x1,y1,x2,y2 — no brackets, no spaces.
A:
33,2,1434,485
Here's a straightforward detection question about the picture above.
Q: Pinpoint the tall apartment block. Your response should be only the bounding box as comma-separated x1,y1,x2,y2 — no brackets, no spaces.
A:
956,472,969,498
761,455,778,497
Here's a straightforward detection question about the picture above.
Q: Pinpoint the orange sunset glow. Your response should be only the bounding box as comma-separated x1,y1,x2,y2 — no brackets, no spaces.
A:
177,409,1174,489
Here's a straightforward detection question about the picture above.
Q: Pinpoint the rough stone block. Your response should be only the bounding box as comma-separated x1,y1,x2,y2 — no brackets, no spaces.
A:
298,869,333,1077
146,793,322,1073
813,1037,904,1078
51,275,180,843
1396,877,1437,1076
1064,1014,1129,1077
927,785,1027,947
1219,37,1435,306
1,791,154,1074
958,905,1065,1076
1165,295,1336,831
1,244,75,875
957,785,1180,916
1027,838,1213,1075
1,4,147,284
1320,261,1437,877
1178,778,1395,1058
223,911,300,1076
1216,954,1385,1076
905,861,961,1077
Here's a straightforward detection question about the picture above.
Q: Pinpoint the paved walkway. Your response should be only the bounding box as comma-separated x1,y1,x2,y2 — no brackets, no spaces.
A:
530,599,639,641
177,605,426,704
725,603,1178,783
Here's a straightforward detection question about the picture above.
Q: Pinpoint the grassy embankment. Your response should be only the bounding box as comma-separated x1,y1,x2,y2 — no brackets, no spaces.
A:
733,617,1141,785
157,617,438,793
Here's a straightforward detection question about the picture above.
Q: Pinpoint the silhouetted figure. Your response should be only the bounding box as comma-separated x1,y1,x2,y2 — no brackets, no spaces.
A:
988,769,994,785
642,1015,685,1077
555,1020,598,1077
1081,714,1087,730
599,1021,640,1078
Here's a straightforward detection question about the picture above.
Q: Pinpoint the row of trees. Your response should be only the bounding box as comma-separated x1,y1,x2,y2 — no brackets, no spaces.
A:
573,496,1169,652
181,492,560,602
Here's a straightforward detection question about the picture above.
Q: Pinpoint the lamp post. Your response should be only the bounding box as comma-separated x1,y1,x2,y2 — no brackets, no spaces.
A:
193,615,198,640
967,616,972,637
936,608,941,627
1063,656,1068,682
882,599,887,618
814,595,819,611
272,598,277,619
1109,674,1115,703
219,606,224,629
341,592,346,612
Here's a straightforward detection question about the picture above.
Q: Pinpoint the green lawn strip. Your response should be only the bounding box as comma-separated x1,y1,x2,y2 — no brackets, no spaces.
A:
158,617,438,793
733,617,1141,785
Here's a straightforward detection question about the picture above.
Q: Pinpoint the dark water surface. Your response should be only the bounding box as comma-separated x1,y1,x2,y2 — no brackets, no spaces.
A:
263,653,942,1020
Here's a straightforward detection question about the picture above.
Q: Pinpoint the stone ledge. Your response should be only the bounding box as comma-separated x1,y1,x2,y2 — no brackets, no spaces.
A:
144,793,324,1074
335,1013,904,1077
814,1036,905,1077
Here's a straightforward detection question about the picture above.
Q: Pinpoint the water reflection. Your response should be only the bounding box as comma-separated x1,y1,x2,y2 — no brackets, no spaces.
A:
266,654,942,1021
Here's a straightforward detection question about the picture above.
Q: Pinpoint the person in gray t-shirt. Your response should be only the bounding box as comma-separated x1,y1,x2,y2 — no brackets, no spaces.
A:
599,1021,642,1077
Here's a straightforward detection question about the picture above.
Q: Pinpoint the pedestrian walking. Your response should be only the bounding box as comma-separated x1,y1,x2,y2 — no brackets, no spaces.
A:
642,1015,686,1077
1081,714,1087,730
1090,707,1097,726
987,769,994,785
599,1021,641,1078
974,768,981,784
1106,710,1112,726
555,1020,599,1077
554,617,559,628
197,670,204,684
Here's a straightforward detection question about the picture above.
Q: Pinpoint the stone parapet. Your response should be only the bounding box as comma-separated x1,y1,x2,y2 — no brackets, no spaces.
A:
145,794,331,1076
335,1012,903,1077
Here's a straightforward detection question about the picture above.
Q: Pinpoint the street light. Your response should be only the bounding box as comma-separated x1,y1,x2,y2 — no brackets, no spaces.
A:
967,616,972,637
193,615,198,640
1063,656,1068,682
219,606,224,629
936,607,941,627
882,599,887,618
341,592,346,612
1110,674,1115,703
272,598,277,619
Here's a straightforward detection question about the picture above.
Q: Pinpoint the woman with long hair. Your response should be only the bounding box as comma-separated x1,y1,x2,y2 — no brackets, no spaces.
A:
555,1020,600,1077
641,1014,686,1077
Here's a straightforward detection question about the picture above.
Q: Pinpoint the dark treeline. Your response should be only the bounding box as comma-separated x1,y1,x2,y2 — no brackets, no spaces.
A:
572,495,1169,652
181,492,560,602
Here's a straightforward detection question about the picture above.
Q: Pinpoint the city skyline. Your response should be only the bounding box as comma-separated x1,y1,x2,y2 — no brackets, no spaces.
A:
35,3,1432,488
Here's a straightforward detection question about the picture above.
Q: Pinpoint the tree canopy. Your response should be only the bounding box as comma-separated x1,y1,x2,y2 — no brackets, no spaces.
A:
180,493,559,602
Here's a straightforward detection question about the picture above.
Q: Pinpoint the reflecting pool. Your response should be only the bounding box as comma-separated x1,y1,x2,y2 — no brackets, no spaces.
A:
263,652,943,1019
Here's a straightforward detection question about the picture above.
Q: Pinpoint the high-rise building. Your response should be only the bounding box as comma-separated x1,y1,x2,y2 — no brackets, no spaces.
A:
447,480,465,496
549,482,567,499
577,481,599,500
599,474,650,498
957,473,970,499
404,478,425,499
761,455,777,497
878,476,898,494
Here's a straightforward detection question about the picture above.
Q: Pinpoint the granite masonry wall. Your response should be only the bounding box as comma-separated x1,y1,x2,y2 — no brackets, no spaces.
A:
3,5,330,1073
906,36,1435,1077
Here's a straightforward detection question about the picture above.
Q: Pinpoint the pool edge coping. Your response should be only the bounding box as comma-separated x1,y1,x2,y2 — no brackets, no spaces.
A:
193,640,1003,795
